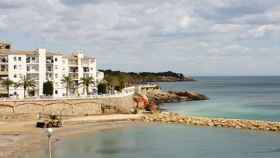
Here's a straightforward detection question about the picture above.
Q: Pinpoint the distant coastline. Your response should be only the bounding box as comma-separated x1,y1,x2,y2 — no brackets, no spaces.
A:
100,69,195,85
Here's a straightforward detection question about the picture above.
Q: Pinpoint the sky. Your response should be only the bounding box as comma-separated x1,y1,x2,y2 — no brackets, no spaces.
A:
1,0,280,76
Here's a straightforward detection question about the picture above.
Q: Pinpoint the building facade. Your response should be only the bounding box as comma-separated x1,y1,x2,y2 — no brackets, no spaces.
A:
0,42,101,98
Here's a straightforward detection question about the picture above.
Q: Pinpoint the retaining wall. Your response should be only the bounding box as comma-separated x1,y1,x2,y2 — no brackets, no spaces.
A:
0,94,136,116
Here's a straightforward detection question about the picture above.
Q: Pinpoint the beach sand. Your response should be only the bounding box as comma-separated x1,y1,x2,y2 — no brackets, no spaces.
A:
0,114,143,158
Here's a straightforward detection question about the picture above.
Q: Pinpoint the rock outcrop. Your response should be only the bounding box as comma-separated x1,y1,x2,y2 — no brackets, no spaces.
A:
147,91,208,104
142,112,280,132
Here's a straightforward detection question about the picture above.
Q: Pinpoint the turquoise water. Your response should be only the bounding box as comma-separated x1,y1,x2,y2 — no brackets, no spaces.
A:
43,77,280,158
51,124,280,158
160,76,280,121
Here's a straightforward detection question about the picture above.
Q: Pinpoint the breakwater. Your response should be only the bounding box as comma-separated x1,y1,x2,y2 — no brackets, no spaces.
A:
142,112,280,132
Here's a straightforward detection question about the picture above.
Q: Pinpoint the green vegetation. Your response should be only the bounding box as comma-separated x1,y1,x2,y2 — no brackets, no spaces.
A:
99,70,194,91
80,76,95,96
43,81,54,96
61,76,74,96
18,76,37,97
1,78,14,96
97,83,107,94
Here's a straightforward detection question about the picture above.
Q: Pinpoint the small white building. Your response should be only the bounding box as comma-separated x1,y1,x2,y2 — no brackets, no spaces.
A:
96,71,104,83
0,42,98,98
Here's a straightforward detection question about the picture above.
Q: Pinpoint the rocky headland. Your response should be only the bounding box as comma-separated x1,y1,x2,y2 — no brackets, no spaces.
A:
100,70,196,86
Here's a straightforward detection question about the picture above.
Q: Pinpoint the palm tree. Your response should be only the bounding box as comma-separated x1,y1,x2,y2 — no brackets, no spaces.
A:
80,76,95,96
1,78,14,97
61,76,74,96
19,76,36,98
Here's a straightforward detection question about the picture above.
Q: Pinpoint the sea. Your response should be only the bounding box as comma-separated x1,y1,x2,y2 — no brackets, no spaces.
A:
42,77,280,158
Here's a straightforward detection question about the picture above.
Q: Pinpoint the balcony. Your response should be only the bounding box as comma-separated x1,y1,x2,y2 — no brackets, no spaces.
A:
68,59,78,66
27,65,39,73
83,67,89,73
46,66,53,72
46,57,54,64
0,65,8,75
26,56,39,64
46,60,54,64
46,74,53,80
81,58,95,65
83,74,90,78
27,74,39,81
0,71,8,75
69,74,79,80
69,67,78,73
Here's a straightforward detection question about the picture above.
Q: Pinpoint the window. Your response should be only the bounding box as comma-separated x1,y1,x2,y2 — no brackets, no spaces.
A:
1,58,7,63
55,74,58,78
55,90,58,94
18,57,21,61
83,67,89,72
32,57,35,61
14,74,17,78
14,57,17,61
1,65,5,71
55,65,58,70
14,65,17,70
26,57,30,63
47,66,52,72
27,66,30,71
55,58,58,62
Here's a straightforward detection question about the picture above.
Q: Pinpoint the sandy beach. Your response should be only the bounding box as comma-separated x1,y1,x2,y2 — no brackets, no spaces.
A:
0,114,143,158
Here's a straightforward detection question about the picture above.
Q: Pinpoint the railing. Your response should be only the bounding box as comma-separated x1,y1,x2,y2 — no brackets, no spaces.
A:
137,84,159,88
0,86,136,101
68,60,78,65
0,71,8,75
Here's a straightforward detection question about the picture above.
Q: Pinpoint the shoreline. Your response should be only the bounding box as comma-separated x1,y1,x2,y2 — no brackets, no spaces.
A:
0,114,143,158
2,112,280,157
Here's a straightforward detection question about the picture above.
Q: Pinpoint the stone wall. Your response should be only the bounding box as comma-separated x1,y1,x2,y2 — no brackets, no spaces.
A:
0,95,136,116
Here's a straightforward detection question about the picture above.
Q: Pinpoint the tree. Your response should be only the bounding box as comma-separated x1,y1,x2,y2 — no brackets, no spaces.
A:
97,83,107,94
61,76,74,96
43,81,54,96
119,74,128,89
105,75,120,93
80,76,95,96
114,85,121,92
18,76,36,98
1,78,14,97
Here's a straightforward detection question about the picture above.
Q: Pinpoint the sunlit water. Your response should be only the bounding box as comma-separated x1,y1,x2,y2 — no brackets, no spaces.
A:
41,77,280,158
160,76,280,121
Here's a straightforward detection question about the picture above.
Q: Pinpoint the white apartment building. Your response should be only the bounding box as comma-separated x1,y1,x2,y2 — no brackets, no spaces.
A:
0,42,101,98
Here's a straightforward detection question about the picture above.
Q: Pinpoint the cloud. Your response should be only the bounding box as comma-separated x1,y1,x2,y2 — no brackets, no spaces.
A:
1,0,280,75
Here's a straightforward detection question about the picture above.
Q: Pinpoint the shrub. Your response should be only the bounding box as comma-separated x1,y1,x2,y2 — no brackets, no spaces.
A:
43,81,54,96
97,83,107,94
